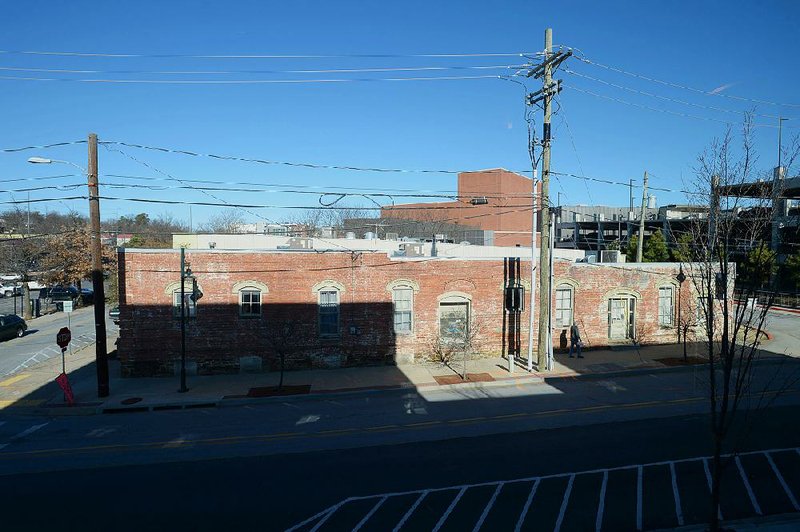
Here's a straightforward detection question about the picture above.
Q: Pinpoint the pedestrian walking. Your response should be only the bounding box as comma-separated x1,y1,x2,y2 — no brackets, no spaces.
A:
569,321,583,358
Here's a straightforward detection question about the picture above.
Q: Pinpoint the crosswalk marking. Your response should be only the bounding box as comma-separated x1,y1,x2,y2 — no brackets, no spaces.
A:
554,474,575,532
669,462,684,526
765,452,800,511
514,479,540,532
10,423,48,441
432,487,466,532
736,456,762,516
293,447,800,532
393,490,428,532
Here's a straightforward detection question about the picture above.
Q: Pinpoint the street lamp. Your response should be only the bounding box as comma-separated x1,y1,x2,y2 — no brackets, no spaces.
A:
179,247,202,393
28,133,110,398
676,265,686,345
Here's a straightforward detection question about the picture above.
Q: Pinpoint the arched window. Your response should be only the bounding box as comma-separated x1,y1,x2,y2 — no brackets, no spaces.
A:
165,281,198,319
658,285,675,326
387,280,419,335
233,281,268,318
554,284,574,328
313,281,345,337
438,292,471,343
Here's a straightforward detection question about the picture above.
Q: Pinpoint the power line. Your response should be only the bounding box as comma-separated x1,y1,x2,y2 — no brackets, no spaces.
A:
573,54,800,110
0,64,523,76
564,84,781,129
0,74,503,85
563,68,790,121
0,139,86,153
0,50,536,59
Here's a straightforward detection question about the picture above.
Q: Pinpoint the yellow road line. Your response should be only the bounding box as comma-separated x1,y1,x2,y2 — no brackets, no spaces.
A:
0,399,45,409
0,374,30,387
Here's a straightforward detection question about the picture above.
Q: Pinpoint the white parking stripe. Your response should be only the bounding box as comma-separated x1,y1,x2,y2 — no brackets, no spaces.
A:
472,483,503,532
636,465,643,531
764,452,800,511
735,456,762,515
352,496,387,532
10,423,48,441
514,479,540,532
702,458,723,521
595,470,608,532
393,491,428,532
554,474,575,532
669,462,684,526
432,487,466,532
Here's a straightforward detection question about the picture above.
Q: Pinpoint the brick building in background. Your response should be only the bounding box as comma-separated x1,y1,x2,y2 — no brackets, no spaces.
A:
381,169,542,247
117,244,696,377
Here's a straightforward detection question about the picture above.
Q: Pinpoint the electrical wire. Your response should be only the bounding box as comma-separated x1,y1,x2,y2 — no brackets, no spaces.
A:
563,68,790,122
0,74,503,85
573,54,800,110
0,139,86,153
564,84,781,129
0,50,537,59
0,64,524,76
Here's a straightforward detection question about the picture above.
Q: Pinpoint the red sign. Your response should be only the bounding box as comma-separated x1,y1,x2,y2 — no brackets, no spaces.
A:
56,372,74,405
56,327,71,349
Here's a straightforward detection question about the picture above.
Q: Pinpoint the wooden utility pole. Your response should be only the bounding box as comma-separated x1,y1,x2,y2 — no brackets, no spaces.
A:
525,27,570,371
536,28,554,370
88,133,109,397
636,171,648,263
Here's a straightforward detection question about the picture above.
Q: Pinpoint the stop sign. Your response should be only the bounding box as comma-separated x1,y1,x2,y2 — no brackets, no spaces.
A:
56,327,71,350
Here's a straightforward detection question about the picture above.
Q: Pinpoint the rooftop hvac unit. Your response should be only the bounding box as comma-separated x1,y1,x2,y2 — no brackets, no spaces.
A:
345,232,356,240
401,243,425,257
386,232,399,241
288,237,313,250
600,250,624,263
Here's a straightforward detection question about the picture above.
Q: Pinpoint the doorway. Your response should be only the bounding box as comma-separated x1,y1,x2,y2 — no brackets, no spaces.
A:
608,297,636,340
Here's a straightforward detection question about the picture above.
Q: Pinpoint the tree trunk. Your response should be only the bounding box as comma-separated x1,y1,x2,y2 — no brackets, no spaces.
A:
710,436,723,532
22,280,32,320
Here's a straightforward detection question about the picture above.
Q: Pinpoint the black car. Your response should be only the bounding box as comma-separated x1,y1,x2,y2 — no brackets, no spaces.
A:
44,286,80,303
0,314,27,340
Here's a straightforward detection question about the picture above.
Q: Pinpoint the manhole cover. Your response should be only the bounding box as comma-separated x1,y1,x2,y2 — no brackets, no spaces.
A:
121,397,142,405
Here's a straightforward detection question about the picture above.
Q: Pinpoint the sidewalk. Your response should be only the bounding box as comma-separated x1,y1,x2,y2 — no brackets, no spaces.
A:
0,332,794,416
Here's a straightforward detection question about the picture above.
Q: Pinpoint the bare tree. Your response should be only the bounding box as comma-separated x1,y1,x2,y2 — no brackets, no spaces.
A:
682,116,800,531
427,314,484,380
198,210,248,233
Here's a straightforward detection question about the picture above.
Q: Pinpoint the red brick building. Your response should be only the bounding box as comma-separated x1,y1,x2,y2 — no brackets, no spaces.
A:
118,248,695,377
381,169,542,247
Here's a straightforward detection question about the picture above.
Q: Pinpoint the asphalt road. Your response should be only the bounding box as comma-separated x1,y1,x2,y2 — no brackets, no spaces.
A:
0,406,798,532
1,363,799,530
0,305,117,376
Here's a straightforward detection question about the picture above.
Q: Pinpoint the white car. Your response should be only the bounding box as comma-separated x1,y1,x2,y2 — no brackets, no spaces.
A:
26,280,46,290
0,283,21,298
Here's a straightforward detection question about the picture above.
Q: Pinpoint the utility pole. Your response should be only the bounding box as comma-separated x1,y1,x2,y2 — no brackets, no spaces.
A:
629,179,634,217
526,27,570,371
636,171,648,263
88,133,110,398
527,174,537,372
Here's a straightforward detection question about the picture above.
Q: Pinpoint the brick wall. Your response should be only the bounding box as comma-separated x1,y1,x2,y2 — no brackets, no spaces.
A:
118,249,692,376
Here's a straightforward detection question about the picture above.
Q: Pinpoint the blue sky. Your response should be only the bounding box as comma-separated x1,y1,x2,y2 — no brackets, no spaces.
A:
1,0,799,227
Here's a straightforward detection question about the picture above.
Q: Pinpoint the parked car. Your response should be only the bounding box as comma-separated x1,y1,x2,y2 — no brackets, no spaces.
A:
45,286,80,302
109,305,120,324
79,288,94,305
27,280,46,290
0,283,22,298
0,314,27,340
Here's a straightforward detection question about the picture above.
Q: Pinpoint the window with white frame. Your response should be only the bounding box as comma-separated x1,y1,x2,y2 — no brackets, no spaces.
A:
439,296,470,343
554,285,573,327
172,290,197,319
239,289,261,317
658,286,674,326
393,287,413,333
319,289,340,336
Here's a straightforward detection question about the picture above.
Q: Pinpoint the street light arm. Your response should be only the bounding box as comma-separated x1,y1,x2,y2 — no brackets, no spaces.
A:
27,156,87,174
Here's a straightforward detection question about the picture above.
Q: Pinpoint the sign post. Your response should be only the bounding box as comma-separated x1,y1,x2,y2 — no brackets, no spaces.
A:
55,327,73,403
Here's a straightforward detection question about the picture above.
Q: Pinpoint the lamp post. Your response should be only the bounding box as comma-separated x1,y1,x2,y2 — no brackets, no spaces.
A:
178,247,202,393
676,265,686,346
28,136,110,398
